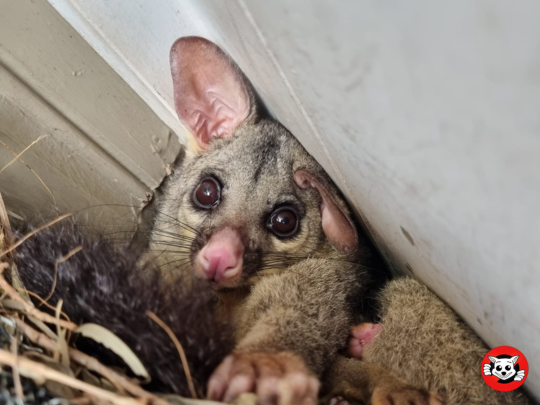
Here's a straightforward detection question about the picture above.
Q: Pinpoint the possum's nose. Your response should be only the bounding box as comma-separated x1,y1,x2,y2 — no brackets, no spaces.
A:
502,371,507,376
198,227,244,283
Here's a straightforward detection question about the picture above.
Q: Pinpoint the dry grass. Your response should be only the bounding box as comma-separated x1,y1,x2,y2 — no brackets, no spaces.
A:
0,138,57,205
0,193,239,405
0,135,46,176
146,311,197,399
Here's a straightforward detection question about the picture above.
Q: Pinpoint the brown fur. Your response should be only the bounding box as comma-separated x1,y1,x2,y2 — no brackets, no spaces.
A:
325,358,443,405
234,258,365,374
337,278,530,405
144,37,395,404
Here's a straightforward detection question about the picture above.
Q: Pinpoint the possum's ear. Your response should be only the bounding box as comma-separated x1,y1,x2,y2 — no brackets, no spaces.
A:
488,356,497,363
511,355,519,364
170,37,251,152
294,169,358,254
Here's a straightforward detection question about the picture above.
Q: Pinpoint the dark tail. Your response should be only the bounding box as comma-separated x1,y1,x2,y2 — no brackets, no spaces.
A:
10,222,233,396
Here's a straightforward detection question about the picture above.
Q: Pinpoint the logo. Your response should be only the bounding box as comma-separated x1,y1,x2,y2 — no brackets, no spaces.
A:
482,346,528,391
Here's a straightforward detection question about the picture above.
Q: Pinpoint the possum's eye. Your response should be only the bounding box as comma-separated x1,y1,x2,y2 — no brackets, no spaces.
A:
496,366,502,371
505,365,511,371
193,177,221,209
267,206,299,238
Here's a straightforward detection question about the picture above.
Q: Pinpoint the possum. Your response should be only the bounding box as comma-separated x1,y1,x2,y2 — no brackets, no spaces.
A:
148,36,401,404
327,278,531,405
10,222,233,397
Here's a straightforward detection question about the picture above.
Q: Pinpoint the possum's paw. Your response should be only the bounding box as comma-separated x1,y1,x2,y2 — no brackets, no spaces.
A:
348,323,382,359
515,370,526,381
372,386,445,405
207,351,319,405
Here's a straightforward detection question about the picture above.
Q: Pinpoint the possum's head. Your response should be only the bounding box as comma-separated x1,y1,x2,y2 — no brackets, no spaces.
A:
154,37,358,290
489,355,518,380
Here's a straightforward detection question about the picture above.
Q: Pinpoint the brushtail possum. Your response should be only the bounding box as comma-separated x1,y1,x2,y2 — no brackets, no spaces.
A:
328,278,531,405
146,36,437,405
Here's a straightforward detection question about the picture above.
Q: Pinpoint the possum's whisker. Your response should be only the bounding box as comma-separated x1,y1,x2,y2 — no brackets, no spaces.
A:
147,243,193,251
149,243,192,251
153,258,195,272
148,239,194,247
152,212,202,236
145,248,192,254
151,231,196,243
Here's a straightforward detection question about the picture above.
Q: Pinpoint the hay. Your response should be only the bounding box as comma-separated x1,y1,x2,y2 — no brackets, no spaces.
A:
0,194,253,405
0,138,56,205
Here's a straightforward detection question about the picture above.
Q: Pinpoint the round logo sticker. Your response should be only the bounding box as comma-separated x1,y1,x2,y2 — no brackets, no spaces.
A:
481,346,528,391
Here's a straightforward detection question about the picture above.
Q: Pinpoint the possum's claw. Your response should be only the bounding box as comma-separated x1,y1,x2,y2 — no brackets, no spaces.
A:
208,351,319,405
348,323,382,359
372,386,445,405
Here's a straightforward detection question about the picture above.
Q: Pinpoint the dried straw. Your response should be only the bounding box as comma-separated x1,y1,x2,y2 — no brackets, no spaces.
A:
146,311,197,399
13,318,168,404
0,213,72,259
0,262,77,330
0,135,46,175
0,138,56,205
0,349,146,405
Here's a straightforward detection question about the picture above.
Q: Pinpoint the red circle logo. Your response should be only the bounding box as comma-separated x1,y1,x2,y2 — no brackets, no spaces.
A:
481,346,528,391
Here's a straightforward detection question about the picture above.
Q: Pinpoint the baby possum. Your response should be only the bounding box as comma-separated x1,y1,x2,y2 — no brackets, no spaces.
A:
327,278,531,405
146,36,432,405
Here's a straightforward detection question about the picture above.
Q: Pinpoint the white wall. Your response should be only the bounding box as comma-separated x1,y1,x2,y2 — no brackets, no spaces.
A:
48,0,540,399
0,0,180,228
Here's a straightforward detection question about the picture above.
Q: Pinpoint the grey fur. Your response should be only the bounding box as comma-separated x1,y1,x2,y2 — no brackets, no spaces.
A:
149,78,376,367
362,278,530,404
151,117,372,282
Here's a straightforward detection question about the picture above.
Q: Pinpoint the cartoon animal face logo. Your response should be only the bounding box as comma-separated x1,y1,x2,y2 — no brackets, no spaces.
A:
481,346,528,392
483,354,525,383
489,356,518,380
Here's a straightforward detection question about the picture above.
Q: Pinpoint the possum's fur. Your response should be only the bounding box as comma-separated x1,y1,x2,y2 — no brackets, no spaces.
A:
10,222,234,397
363,278,530,405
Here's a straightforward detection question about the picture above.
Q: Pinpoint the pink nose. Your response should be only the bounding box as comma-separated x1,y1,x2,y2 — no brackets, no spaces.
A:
198,227,244,283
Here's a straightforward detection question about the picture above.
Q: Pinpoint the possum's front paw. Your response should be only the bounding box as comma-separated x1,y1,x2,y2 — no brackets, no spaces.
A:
207,351,320,405
348,323,382,359
372,386,445,405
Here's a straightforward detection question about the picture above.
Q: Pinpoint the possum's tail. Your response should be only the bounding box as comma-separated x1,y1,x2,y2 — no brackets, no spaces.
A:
10,222,233,397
